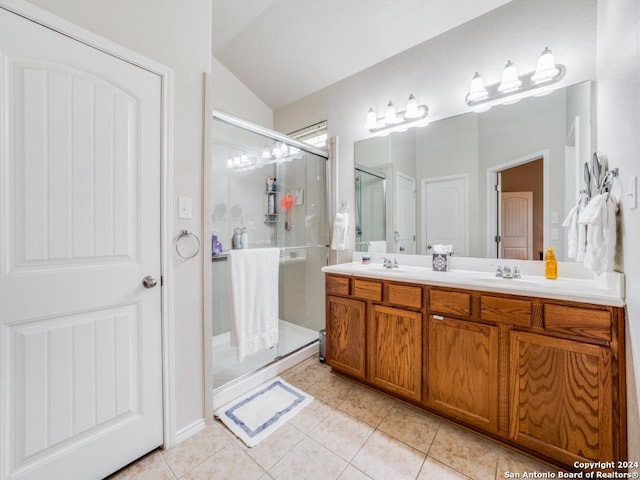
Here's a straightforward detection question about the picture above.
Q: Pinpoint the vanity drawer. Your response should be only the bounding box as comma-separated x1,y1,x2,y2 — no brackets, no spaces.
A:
388,284,423,309
326,275,350,296
544,304,611,341
429,289,471,317
480,296,531,327
353,279,383,302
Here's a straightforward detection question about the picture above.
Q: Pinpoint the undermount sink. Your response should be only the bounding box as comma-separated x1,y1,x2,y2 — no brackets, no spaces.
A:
468,276,551,288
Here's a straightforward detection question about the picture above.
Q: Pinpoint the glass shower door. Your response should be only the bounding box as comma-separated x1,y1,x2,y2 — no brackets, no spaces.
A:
211,116,328,389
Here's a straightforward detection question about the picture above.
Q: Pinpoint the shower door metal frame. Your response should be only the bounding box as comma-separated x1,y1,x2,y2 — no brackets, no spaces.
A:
204,107,331,421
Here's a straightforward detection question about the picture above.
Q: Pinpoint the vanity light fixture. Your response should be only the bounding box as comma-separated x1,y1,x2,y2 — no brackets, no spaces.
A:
465,47,566,110
366,94,429,136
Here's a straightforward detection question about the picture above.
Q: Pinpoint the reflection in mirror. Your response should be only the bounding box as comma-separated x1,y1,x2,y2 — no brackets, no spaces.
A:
355,166,386,252
354,81,594,261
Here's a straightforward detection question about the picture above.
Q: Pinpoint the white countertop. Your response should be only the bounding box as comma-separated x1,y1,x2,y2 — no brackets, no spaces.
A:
322,254,625,307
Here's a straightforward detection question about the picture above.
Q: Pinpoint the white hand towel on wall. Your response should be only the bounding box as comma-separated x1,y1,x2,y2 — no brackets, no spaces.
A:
368,241,386,253
563,201,588,262
229,248,280,362
578,193,618,275
331,210,349,251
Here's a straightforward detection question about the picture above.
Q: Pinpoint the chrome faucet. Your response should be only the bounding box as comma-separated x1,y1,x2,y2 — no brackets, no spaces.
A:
495,264,521,279
380,257,399,268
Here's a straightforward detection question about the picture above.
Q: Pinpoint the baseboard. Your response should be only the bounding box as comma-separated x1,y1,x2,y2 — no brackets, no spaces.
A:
173,418,206,445
213,342,318,410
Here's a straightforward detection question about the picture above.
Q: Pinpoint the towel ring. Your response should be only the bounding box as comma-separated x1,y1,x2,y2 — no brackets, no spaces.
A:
175,229,200,259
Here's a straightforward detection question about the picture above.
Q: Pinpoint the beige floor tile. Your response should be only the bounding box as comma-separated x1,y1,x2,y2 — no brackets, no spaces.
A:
306,373,355,408
338,465,374,480
417,457,472,480
106,450,176,480
161,423,231,477
244,423,305,470
269,437,348,480
377,404,441,453
287,399,334,434
282,358,328,390
309,408,374,461
181,444,265,480
428,423,498,480
496,447,553,478
337,384,395,427
351,430,426,480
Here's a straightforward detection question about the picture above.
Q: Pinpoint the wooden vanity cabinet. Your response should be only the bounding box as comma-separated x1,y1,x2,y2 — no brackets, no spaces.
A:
326,295,366,379
428,315,499,432
510,331,614,466
370,304,423,401
324,273,626,471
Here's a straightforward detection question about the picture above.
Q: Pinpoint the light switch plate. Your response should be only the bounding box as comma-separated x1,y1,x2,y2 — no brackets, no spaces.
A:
551,228,558,241
178,196,192,219
551,211,558,224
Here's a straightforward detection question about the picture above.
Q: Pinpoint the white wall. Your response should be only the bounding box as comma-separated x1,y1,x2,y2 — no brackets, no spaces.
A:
24,0,212,433
597,0,640,463
274,0,597,263
211,56,273,128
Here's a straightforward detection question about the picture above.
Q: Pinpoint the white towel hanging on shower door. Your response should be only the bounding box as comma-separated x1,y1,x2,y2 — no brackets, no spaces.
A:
229,248,280,362
331,204,349,251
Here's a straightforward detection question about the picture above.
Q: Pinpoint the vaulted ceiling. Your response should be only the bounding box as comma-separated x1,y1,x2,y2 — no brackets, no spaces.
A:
212,0,513,110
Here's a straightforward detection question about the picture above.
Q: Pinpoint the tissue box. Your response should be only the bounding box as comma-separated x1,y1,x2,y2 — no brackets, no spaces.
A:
432,254,448,272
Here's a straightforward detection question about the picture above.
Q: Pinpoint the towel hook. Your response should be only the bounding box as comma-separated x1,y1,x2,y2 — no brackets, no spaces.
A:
175,229,201,259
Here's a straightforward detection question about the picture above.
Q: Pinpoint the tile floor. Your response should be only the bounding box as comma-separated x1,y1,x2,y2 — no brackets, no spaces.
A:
108,354,552,480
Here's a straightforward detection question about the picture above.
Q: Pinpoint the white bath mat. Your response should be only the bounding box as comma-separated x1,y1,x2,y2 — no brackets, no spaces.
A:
214,377,314,447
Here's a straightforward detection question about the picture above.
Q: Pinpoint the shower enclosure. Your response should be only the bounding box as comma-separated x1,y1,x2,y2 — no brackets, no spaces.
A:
210,111,329,390
355,166,386,251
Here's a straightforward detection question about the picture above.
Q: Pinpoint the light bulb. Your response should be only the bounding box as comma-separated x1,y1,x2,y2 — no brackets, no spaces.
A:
404,94,422,119
467,72,488,102
366,107,378,129
384,101,399,124
531,47,559,83
498,60,522,93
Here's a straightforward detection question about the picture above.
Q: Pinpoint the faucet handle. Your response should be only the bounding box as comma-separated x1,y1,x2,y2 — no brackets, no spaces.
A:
393,258,399,268
495,265,503,277
512,266,521,278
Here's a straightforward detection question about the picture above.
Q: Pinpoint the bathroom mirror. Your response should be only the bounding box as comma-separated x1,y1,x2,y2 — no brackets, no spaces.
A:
354,80,594,261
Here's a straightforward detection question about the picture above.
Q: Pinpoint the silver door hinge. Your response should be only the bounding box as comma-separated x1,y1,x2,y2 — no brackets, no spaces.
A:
495,184,502,192
495,235,501,243
161,275,164,286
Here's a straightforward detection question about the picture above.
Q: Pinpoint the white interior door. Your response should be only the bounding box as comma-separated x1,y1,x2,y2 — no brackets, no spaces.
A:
423,176,467,256
501,192,533,259
396,173,415,254
0,8,163,480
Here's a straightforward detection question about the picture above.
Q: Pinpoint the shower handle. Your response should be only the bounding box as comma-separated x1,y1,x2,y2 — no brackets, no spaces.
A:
142,275,158,289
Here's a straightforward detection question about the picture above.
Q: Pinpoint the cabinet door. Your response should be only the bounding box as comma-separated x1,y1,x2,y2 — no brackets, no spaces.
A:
326,296,366,378
428,316,499,431
371,305,422,401
510,331,613,466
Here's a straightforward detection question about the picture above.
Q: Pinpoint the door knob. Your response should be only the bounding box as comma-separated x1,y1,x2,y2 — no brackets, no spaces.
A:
427,244,432,250
142,275,157,289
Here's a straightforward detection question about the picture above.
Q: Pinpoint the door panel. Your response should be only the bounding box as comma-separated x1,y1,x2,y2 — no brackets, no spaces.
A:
1,7,162,480
396,173,415,254
501,192,533,260
424,177,466,256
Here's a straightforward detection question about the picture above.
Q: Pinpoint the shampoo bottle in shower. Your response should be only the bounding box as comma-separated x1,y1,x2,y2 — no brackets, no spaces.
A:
212,233,223,255
545,247,557,280
241,227,248,249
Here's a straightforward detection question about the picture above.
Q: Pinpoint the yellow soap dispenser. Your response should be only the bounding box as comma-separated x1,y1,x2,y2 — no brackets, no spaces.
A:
545,247,557,280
